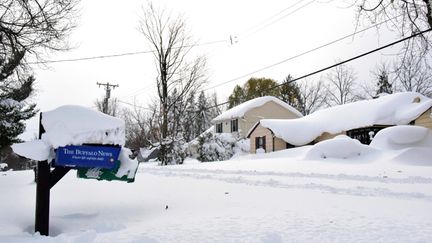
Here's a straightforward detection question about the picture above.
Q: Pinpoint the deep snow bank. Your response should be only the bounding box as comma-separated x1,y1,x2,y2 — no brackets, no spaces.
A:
370,125,432,166
370,125,432,150
302,126,432,166
304,135,376,160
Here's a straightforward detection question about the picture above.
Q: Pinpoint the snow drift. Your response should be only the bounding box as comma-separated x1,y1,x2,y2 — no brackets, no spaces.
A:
370,125,432,150
370,125,432,166
304,135,376,160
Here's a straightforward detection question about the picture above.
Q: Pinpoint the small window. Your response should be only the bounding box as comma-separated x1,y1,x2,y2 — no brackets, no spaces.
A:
216,123,223,133
230,119,238,132
255,136,266,151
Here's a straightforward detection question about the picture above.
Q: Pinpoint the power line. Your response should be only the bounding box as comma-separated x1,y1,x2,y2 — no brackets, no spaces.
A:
117,99,153,111
242,0,317,39
241,0,308,37
203,16,402,91
203,28,432,110
28,40,227,64
119,87,152,100
117,29,431,113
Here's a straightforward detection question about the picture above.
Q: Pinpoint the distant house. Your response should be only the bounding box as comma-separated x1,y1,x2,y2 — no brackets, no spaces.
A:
247,92,432,153
211,96,302,138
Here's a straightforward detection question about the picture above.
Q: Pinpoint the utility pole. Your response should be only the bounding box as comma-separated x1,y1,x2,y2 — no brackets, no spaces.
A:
97,82,119,114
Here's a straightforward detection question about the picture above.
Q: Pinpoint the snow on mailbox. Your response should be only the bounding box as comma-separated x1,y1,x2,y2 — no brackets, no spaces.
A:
12,105,138,181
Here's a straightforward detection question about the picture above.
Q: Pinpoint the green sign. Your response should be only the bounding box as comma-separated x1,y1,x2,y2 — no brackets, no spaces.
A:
77,161,136,183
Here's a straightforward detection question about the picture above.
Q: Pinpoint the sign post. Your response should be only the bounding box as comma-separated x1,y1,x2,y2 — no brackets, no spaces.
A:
33,111,128,236
34,160,50,236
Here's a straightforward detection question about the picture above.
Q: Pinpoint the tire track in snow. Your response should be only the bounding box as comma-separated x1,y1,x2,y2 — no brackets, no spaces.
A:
139,167,432,184
140,167,432,202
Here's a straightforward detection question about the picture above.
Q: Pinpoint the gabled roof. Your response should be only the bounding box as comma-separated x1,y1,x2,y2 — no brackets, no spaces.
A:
248,92,432,146
212,96,303,123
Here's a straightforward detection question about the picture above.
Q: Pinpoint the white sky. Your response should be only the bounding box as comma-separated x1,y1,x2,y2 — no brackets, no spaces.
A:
21,0,404,140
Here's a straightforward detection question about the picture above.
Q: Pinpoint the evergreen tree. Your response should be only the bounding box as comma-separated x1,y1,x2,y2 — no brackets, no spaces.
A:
209,92,221,121
195,91,211,135
0,77,37,148
279,75,303,112
183,91,196,142
375,69,393,96
167,88,185,137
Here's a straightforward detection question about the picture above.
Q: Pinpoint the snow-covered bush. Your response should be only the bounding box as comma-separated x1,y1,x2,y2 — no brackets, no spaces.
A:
166,136,188,164
188,128,249,162
0,163,7,171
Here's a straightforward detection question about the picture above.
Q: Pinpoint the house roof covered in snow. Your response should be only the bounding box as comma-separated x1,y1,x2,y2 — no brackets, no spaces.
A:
248,92,432,146
212,96,303,123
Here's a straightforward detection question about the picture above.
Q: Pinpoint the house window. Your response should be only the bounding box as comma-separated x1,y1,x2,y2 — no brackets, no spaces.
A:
230,119,238,132
216,123,223,133
255,136,266,150
346,126,389,145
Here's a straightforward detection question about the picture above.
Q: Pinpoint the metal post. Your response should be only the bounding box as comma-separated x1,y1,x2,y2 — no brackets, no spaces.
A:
35,113,50,236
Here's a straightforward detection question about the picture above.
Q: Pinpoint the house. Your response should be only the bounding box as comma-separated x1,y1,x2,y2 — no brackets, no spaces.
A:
211,96,303,138
247,92,432,153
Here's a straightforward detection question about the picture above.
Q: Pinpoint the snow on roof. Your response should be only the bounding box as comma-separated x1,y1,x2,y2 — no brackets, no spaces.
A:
256,92,432,146
212,96,302,123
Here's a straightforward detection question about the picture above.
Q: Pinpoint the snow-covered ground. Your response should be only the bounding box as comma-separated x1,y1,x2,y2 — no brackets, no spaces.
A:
1,139,432,242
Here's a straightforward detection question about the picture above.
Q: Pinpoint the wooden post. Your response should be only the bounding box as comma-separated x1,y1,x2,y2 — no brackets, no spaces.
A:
35,160,50,236
34,113,70,236
35,113,50,236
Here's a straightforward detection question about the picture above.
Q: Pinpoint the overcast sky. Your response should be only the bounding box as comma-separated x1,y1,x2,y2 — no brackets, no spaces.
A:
21,0,403,140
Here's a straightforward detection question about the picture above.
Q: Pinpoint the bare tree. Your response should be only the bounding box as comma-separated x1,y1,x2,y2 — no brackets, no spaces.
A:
393,48,432,96
325,63,358,106
138,3,206,165
0,0,78,72
355,1,431,29
297,79,327,115
95,98,120,117
123,108,152,152
353,0,432,43
352,0,432,67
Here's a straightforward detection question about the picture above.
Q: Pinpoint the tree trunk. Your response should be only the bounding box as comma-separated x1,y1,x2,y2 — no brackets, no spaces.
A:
160,63,169,165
